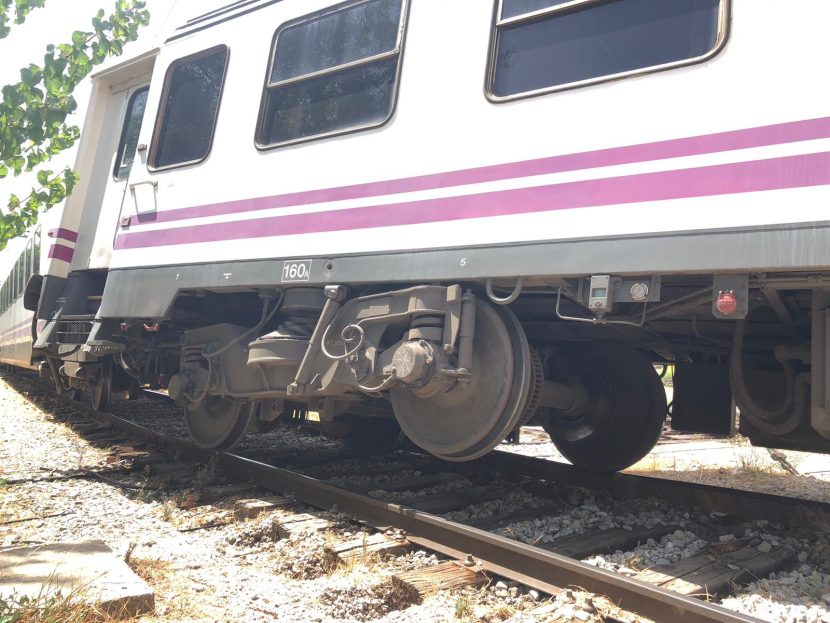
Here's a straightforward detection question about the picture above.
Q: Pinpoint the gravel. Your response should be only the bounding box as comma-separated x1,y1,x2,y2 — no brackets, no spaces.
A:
7,376,830,622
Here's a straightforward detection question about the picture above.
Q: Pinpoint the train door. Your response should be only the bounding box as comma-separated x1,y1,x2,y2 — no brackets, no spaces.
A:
82,78,152,269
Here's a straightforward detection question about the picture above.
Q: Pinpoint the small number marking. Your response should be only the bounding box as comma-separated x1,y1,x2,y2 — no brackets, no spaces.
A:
282,260,312,283
460,258,467,267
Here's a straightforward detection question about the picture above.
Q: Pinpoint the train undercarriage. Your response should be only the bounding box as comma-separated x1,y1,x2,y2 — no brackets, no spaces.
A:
28,269,830,472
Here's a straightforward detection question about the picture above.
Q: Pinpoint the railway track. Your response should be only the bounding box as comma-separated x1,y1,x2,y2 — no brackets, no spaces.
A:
5,371,827,623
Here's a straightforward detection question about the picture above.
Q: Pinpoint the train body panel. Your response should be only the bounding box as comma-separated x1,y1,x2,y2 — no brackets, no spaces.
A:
98,0,830,278
7,0,830,470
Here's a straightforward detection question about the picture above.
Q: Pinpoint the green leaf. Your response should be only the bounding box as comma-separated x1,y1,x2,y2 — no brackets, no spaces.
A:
36,169,52,185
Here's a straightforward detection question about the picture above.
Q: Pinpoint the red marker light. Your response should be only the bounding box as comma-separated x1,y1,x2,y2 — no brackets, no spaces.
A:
716,291,738,315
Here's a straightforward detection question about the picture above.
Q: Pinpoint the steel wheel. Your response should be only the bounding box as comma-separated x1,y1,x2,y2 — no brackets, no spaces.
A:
91,357,112,411
543,345,666,473
185,396,255,450
389,299,531,462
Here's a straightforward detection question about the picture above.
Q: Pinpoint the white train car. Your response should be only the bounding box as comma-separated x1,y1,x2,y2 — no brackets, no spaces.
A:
12,0,830,471
0,229,43,368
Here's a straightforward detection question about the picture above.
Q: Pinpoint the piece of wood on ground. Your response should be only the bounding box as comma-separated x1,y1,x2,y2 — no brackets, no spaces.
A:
406,484,512,514
391,561,488,602
197,482,259,503
324,532,412,566
347,473,450,495
0,541,154,619
311,461,419,480
274,513,332,539
233,496,292,521
634,543,796,597
466,502,565,531
548,524,680,559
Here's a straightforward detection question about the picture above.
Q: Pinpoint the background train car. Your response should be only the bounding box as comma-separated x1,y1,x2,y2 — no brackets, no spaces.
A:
13,0,830,472
0,228,44,369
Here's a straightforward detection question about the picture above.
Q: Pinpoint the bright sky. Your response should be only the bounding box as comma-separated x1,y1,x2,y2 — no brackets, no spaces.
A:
0,0,227,267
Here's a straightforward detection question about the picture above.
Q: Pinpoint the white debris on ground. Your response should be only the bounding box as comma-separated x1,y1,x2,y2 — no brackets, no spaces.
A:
494,496,687,544
583,529,708,572
722,568,830,623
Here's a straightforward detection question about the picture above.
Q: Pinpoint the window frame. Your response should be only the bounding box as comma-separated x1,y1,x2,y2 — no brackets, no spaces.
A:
113,85,151,181
148,44,231,172
485,0,731,103
255,0,410,151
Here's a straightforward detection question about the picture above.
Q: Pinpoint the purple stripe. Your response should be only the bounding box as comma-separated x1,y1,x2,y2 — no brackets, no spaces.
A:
48,228,78,243
124,116,830,228
115,152,830,251
5,317,34,332
48,244,75,263
1,318,33,338
1,326,31,340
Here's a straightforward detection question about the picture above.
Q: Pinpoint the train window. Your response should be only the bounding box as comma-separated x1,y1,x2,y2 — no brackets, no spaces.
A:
150,46,229,170
488,0,728,100
114,87,149,181
257,0,408,148
33,228,40,273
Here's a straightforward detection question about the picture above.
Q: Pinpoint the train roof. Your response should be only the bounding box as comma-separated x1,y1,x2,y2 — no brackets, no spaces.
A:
170,0,285,43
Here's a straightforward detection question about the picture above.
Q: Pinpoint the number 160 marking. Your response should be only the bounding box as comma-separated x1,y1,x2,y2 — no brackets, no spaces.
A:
282,260,312,283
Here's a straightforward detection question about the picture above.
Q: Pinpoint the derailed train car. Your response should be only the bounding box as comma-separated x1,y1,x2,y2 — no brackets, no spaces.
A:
4,0,830,472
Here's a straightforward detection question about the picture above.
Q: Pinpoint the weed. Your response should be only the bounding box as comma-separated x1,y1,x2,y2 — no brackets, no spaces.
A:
161,501,175,523
124,542,137,566
735,451,774,477
0,478,8,488
0,589,121,623
490,603,515,621
134,480,153,503
195,456,217,491
454,595,473,619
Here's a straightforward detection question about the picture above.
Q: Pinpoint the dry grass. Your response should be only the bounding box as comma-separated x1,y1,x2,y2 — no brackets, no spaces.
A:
125,557,172,587
0,587,126,623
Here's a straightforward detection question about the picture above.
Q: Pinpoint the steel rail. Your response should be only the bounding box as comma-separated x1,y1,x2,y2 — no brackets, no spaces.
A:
43,392,765,623
487,451,830,532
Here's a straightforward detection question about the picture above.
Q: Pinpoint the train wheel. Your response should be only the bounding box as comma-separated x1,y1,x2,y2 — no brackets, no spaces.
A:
90,357,112,411
542,345,666,473
389,299,531,462
185,396,255,450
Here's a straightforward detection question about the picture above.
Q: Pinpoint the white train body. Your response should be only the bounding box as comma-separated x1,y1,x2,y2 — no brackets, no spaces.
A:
5,0,830,469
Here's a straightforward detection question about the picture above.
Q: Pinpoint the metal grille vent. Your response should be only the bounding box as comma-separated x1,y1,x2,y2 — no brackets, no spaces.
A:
56,320,93,344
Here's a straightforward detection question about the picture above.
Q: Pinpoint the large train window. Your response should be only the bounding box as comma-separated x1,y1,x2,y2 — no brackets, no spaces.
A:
149,46,229,170
256,0,408,149
487,0,729,100
114,87,149,181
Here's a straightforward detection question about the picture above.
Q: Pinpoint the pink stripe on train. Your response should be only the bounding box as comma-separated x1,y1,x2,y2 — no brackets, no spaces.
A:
123,116,830,228
48,244,75,263
48,228,79,243
115,151,830,251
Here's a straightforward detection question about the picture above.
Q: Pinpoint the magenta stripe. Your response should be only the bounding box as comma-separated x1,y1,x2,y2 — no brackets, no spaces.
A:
48,244,75,263
115,152,830,251
48,228,78,243
1,326,30,340
124,116,830,228
4,317,33,332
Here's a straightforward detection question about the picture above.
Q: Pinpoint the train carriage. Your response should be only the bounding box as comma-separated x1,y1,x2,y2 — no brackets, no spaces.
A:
4,0,830,472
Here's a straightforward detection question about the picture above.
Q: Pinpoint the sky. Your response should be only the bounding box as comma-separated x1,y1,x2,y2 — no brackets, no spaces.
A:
0,0,228,267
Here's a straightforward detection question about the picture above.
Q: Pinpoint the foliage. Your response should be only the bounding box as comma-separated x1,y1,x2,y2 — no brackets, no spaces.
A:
0,590,113,623
0,0,150,251
0,0,47,39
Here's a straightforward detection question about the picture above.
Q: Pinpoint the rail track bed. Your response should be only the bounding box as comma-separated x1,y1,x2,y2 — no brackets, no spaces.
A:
4,372,830,623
